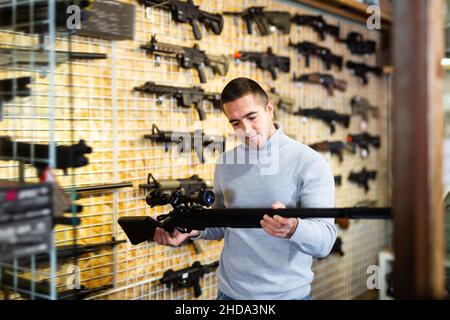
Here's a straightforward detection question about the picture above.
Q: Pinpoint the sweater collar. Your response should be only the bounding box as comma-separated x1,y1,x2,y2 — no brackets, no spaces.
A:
239,122,287,152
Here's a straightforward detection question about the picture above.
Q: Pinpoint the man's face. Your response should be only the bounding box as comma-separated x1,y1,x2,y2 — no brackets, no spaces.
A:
222,93,276,149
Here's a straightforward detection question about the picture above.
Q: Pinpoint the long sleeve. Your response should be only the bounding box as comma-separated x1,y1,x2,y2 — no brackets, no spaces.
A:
289,154,337,258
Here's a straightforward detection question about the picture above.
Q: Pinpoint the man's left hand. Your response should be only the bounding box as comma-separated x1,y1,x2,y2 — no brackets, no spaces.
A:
260,202,299,239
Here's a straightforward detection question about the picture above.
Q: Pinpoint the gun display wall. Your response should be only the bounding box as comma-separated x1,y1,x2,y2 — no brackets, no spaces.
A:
0,0,390,300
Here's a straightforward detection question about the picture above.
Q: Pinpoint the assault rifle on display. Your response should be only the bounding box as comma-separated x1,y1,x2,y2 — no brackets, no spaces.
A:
350,96,378,122
288,40,343,70
291,14,340,40
234,47,290,80
160,260,219,297
293,73,347,96
223,6,291,35
0,48,107,68
348,168,377,192
0,137,92,174
139,0,223,40
339,32,376,55
346,133,380,157
295,108,350,134
346,61,382,85
134,81,221,121
140,35,229,83
309,140,355,162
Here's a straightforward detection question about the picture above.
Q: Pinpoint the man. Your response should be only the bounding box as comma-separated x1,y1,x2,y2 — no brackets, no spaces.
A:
154,77,337,300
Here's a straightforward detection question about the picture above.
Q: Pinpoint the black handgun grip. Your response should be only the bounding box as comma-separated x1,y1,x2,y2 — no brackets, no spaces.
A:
191,20,202,40
197,64,207,83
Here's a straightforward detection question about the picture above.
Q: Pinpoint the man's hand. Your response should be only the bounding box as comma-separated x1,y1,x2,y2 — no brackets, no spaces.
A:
260,201,299,239
154,228,201,246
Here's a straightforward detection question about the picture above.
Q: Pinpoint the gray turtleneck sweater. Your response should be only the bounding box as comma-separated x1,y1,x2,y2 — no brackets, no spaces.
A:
195,123,336,300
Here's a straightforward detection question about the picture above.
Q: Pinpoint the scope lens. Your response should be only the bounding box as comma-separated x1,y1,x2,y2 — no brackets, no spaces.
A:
200,190,215,207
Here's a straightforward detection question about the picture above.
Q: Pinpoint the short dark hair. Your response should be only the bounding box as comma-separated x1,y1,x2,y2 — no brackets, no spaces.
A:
221,77,268,107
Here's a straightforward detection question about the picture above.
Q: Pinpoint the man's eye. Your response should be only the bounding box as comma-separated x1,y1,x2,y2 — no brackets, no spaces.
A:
248,116,256,120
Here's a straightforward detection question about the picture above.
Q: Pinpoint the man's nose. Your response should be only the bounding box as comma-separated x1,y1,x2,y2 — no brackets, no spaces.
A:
241,120,253,134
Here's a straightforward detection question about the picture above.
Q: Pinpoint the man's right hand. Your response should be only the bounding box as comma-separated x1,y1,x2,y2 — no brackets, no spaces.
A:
153,228,201,246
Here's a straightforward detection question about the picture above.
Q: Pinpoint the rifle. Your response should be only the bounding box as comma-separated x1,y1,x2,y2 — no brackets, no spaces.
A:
138,172,213,208
292,73,347,96
0,77,33,121
140,35,229,83
309,140,355,162
160,261,219,297
17,239,126,267
234,47,290,80
347,133,380,157
139,0,223,40
295,108,350,134
350,96,378,121
134,81,220,121
346,61,382,85
339,32,376,55
348,168,377,192
144,124,225,164
64,182,133,198
288,40,343,70
0,268,112,300
270,88,297,120
0,0,90,34
0,48,107,68
0,137,92,174
118,190,391,245
223,6,291,36
291,14,340,41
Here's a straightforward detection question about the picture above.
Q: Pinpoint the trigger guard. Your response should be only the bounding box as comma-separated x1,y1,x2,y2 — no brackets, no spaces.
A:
176,226,191,234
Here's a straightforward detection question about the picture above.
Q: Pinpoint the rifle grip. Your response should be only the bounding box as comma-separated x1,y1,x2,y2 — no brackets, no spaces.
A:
319,30,325,41
304,55,311,68
197,65,207,83
269,68,277,80
362,74,369,85
197,106,206,121
193,279,202,298
194,145,205,163
191,20,202,40
245,17,253,34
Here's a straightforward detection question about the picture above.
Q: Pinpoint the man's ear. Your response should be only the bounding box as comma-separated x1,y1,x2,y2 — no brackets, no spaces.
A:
266,100,275,118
